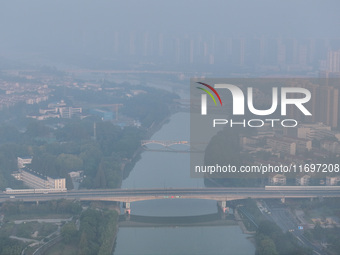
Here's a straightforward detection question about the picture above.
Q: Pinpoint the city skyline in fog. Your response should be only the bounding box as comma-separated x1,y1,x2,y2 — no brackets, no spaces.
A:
0,0,340,70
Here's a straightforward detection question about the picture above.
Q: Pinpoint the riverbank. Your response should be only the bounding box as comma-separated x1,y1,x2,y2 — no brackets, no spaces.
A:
121,112,172,182
234,207,256,235
41,111,174,255
113,112,256,254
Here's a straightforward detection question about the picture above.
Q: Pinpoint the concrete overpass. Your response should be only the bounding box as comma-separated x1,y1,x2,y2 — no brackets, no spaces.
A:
1,187,340,214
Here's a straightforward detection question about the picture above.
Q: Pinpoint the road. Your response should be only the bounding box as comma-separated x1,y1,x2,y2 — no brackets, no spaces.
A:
1,187,340,203
265,200,325,255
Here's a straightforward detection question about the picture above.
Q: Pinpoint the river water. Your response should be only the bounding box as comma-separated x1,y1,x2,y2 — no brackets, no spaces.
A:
113,112,255,255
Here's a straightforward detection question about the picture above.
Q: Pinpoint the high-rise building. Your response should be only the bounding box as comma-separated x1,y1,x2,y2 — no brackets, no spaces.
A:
327,50,340,73
129,32,135,56
287,81,339,128
317,85,339,128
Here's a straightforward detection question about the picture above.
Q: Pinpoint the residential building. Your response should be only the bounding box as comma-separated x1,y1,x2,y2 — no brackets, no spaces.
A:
59,107,82,119
269,174,286,185
267,137,296,155
17,157,32,169
267,136,311,155
284,123,333,140
12,168,66,190
326,176,340,186
321,140,340,154
296,175,311,186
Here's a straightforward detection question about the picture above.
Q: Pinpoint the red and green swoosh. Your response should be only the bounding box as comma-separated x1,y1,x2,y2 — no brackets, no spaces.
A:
196,82,223,106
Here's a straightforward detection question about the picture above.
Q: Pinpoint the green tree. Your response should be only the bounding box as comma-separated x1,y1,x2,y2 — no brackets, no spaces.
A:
25,119,51,137
57,153,83,171
256,237,278,255
78,232,90,255
62,222,78,244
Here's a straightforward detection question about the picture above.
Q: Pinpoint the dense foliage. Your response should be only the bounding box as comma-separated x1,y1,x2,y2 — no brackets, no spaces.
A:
0,83,176,190
255,221,311,255
0,237,24,255
62,209,118,255
0,199,82,216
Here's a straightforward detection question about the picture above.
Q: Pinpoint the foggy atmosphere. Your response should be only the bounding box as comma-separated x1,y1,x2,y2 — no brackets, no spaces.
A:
0,1,340,255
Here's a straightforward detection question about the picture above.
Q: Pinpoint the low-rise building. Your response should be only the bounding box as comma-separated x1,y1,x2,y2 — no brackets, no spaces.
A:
326,176,340,186
267,137,296,155
68,171,84,181
285,123,333,140
321,140,340,154
269,174,286,185
296,175,311,186
266,136,312,155
59,107,82,119
17,157,33,169
12,168,66,189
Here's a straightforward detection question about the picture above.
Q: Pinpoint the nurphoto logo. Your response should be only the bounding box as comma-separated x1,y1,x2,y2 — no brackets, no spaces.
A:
196,81,312,128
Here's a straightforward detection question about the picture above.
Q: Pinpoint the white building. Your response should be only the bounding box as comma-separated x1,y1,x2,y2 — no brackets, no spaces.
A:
326,176,340,186
59,107,82,119
267,136,312,155
289,123,333,141
321,141,340,154
269,174,286,185
296,175,311,186
68,171,84,181
17,157,32,169
267,137,296,155
12,168,66,190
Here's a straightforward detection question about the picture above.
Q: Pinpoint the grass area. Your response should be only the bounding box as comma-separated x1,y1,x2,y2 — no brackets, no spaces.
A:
1,221,58,240
5,213,72,222
288,198,340,224
23,244,41,255
305,207,334,218
45,243,78,255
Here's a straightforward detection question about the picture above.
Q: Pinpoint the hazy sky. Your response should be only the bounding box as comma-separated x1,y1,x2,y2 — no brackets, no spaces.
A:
0,0,339,64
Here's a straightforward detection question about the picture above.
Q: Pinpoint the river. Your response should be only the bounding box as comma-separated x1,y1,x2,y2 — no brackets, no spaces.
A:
113,112,255,255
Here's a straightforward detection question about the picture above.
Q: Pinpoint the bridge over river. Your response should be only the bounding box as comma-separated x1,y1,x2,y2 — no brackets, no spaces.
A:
141,140,205,152
2,186,340,214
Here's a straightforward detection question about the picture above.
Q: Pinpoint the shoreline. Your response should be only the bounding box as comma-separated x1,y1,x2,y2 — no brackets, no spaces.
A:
112,111,175,254
234,207,256,235
120,111,173,183
41,113,174,255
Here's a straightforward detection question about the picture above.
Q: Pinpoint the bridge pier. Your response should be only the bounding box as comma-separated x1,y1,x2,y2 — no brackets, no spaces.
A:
123,202,131,215
217,201,229,214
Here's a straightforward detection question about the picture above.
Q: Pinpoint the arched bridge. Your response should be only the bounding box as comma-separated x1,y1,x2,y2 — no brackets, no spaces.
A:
140,140,205,152
141,140,190,147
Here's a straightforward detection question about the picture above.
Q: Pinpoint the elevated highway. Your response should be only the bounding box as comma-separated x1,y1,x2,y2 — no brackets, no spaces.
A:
2,187,340,203
2,186,340,213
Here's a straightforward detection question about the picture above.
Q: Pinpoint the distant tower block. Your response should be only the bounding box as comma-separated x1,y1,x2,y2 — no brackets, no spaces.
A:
93,122,97,141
